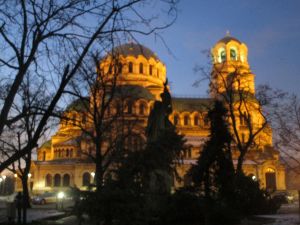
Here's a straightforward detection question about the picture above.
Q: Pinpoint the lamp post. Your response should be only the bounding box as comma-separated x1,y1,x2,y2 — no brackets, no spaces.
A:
57,191,65,210
2,175,6,194
0,177,2,195
91,172,95,184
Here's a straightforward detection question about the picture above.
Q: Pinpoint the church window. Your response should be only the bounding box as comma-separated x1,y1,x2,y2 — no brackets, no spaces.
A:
174,115,180,126
42,151,46,161
72,114,76,126
45,174,52,187
126,101,133,114
70,149,73,158
230,48,238,61
118,63,122,74
184,115,190,126
194,115,199,126
108,65,112,74
66,149,69,157
149,65,153,75
82,114,86,124
128,62,133,73
63,174,70,187
139,102,146,115
82,172,91,186
218,48,226,63
139,63,144,74
54,174,61,187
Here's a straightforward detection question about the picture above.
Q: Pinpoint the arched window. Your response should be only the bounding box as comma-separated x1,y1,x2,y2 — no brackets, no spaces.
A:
63,174,70,187
139,103,146,115
42,151,46,161
82,114,86,124
70,149,73,158
66,149,69,157
128,62,133,73
108,64,112,74
126,101,133,114
139,63,143,74
82,172,91,186
183,115,189,126
118,63,122,74
54,174,61,187
72,114,76,125
230,48,238,61
265,168,276,191
45,174,52,187
174,115,180,126
149,65,153,75
218,48,226,63
194,115,199,126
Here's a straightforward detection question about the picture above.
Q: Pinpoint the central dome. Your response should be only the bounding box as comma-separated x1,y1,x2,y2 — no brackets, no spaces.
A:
217,36,241,44
113,43,159,61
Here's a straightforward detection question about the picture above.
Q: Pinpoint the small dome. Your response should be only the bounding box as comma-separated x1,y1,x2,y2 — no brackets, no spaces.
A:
217,36,241,44
113,43,159,61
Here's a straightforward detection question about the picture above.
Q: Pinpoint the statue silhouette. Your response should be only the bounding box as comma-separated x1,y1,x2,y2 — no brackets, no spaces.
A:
146,80,173,142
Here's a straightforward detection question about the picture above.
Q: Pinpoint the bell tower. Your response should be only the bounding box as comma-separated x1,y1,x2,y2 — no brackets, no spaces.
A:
210,33,255,97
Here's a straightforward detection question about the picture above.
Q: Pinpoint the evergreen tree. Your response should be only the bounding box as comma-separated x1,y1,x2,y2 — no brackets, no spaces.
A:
190,100,235,198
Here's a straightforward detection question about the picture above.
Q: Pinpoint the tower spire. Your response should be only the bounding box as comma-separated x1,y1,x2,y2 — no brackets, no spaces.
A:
226,30,230,37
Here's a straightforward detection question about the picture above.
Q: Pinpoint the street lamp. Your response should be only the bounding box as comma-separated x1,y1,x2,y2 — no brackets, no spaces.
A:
57,191,65,210
91,172,95,184
28,173,32,178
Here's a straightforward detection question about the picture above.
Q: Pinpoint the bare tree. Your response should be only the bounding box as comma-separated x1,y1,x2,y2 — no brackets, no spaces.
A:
65,52,146,191
0,73,50,224
0,0,178,172
195,63,283,174
262,91,300,168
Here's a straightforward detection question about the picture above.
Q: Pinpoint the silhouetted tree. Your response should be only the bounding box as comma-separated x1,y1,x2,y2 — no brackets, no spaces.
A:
0,0,178,173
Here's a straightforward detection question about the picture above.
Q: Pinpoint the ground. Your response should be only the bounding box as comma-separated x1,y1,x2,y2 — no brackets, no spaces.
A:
1,198,300,224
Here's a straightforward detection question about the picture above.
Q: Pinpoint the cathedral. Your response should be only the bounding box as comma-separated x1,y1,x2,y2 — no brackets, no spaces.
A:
30,35,286,193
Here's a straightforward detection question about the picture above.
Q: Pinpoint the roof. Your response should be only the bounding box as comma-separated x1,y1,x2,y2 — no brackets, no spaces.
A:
65,86,155,113
66,98,89,112
53,137,81,147
172,98,213,112
217,36,242,44
113,43,160,61
115,85,155,100
40,140,51,149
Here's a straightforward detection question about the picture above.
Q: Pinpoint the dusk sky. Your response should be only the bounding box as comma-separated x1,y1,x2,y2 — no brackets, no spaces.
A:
137,0,300,97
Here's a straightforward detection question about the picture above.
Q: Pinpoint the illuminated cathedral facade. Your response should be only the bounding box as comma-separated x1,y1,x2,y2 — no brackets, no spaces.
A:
31,35,286,193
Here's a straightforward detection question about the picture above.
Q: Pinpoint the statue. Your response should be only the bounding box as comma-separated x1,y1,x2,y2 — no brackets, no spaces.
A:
146,79,174,142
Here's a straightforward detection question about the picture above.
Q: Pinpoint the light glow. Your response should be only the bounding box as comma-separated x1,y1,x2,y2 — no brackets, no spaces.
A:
57,191,65,199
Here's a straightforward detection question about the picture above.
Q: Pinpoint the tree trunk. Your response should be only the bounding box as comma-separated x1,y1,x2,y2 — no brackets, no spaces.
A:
95,140,103,192
21,177,30,225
